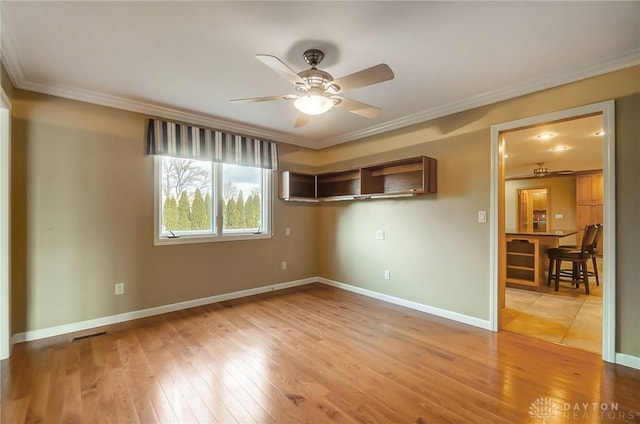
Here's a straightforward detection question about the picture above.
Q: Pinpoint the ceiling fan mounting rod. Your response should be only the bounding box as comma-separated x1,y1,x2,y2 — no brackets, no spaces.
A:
303,49,324,68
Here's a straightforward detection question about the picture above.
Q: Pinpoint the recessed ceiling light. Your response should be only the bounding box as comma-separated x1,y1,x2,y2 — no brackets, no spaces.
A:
551,146,568,151
595,130,605,136
537,133,555,140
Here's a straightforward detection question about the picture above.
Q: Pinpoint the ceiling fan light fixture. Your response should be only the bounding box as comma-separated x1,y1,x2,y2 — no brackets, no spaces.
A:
533,162,549,176
294,93,334,115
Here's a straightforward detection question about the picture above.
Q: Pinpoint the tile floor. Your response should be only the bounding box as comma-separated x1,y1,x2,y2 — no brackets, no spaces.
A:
501,261,602,354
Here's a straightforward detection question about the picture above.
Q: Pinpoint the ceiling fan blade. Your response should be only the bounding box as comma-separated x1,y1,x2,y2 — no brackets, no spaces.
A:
294,114,309,128
326,64,394,94
230,94,298,103
552,170,575,175
332,96,381,119
256,54,309,88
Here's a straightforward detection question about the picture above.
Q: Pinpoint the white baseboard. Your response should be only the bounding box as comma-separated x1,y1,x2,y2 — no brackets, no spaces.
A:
615,353,640,370
11,277,316,344
318,277,493,330
10,275,638,371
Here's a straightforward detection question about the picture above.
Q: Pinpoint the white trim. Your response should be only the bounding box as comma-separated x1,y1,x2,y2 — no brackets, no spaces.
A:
0,88,11,359
490,100,616,363
11,277,317,344
1,15,637,151
488,126,501,332
10,274,636,371
600,101,616,363
153,157,273,246
318,278,492,330
615,353,640,371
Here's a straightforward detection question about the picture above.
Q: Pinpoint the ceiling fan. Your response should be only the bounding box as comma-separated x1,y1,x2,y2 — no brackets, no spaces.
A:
507,162,575,180
230,49,394,128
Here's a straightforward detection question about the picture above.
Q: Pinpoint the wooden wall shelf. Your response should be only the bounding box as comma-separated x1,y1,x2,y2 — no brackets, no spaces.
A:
279,156,437,202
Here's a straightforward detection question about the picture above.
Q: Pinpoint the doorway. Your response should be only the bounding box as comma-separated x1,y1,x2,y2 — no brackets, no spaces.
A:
517,188,549,233
489,100,616,363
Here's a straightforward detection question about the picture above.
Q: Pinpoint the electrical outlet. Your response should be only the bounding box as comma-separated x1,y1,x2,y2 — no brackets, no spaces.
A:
115,283,124,295
281,261,287,270
384,270,391,280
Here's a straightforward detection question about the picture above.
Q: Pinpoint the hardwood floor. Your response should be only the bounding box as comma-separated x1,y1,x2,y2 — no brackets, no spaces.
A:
2,283,639,423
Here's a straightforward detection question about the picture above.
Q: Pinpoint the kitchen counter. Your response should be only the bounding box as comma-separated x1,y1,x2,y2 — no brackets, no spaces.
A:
505,229,578,291
506,229,578,238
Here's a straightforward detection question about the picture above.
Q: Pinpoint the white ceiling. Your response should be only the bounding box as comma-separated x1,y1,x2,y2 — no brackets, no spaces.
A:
1,1,639,150
503,114,604,179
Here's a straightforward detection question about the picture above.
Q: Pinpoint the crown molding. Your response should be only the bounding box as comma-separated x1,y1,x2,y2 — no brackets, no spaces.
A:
1,63,312,149
315,50,640,148
2,19,638,152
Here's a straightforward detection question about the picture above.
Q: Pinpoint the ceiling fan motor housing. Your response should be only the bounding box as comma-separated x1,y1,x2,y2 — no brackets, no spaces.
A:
297,68,333,91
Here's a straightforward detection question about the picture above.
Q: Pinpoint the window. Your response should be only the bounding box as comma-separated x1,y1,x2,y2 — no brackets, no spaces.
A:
155,156,271,244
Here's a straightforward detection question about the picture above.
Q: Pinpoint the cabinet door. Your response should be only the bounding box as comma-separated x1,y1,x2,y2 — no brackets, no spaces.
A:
592,173,604,202
577,175,594,202
577,173,604,203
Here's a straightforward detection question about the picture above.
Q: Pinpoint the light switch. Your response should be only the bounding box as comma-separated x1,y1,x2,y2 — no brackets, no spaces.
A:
376,229,385,240
478,211,487,223
555,213,564,219
285,227,291,236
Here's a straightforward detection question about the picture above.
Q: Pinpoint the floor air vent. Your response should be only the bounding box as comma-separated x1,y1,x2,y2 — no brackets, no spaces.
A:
72,331,107,342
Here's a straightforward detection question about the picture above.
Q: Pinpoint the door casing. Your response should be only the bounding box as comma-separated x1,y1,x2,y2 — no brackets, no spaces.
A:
489,100,615,363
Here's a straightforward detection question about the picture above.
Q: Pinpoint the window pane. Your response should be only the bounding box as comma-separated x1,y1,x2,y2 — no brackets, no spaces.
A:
222,164,262,233
160,156,213,235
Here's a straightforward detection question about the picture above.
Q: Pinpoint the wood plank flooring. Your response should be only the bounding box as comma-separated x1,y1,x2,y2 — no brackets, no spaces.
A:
2,283,639,423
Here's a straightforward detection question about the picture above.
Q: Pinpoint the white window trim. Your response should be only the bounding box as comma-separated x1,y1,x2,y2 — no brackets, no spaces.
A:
153,156,273,246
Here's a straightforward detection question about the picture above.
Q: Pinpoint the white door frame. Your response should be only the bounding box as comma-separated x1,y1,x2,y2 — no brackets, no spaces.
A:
1,88,11,360
489,100,616,363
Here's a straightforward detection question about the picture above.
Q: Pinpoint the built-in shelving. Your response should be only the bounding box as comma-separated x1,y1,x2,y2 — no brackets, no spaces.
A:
317,169,361,199
279,171,318,202
279,155,437,202
506,238,538,289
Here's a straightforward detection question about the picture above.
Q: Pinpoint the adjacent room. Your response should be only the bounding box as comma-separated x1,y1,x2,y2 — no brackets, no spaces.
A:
501,115,605,354
2,2,639,423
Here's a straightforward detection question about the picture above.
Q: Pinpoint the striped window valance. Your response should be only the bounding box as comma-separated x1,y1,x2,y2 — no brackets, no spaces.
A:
146,119,278,170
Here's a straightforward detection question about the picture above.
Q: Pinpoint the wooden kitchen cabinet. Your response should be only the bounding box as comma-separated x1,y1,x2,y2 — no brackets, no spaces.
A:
577,173,603,203
576,172,603,252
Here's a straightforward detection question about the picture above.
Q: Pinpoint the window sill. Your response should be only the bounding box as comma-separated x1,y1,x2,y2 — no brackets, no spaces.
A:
154,232,271,246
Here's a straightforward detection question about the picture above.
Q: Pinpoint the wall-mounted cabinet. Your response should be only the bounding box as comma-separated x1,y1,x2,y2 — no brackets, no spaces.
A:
279,156,437,202
279,171,318,202
317,169,361,199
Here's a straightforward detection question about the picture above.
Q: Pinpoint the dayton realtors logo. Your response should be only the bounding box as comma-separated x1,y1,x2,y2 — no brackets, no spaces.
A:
529,397,638,422
529,397,558,423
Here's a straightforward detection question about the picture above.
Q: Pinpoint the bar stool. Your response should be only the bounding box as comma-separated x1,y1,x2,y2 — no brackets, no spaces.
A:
557,224,602,286
546,224,598,294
